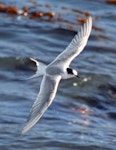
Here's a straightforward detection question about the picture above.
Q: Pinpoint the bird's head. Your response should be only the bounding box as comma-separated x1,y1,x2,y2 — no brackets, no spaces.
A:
67,68,79,78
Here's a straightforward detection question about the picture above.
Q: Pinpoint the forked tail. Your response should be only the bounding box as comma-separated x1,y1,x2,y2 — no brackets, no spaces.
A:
28,58,47,79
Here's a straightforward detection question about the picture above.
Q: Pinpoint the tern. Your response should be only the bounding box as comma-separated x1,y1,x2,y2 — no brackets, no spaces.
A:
22,16,92,134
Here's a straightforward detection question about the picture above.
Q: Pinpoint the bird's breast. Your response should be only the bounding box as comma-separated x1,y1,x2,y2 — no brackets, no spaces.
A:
46,65,64,76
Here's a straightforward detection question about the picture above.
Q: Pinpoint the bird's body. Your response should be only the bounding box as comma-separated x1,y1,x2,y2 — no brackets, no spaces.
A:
22,16,92,134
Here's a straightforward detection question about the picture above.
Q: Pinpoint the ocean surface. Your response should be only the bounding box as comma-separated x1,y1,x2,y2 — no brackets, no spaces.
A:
0,0,116,150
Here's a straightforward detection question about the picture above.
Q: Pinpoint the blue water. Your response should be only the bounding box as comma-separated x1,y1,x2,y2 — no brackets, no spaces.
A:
0,0,116,149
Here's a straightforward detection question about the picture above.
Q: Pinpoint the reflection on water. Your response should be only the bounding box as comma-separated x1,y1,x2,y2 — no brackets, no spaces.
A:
0,0,116,150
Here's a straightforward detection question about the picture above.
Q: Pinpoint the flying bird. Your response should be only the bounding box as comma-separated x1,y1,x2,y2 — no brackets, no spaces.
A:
22,16,92,134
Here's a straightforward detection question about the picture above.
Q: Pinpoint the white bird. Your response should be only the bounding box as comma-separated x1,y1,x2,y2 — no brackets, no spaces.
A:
22,16,92,134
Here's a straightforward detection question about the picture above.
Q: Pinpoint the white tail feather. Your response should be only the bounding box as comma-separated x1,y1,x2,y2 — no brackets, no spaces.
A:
28,58,47,79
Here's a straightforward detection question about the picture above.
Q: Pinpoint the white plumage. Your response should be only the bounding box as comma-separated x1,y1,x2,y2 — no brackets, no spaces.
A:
22,16,92,134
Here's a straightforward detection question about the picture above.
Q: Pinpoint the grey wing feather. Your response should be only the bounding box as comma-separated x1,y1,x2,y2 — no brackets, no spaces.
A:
22,74,61,134
51,16,92,68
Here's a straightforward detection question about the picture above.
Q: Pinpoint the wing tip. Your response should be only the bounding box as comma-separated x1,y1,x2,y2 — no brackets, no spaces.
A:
77,15,92,40
86,16,93,28
21,124,30,134
21,129,27,135
88,16,92,21
88,15,92,24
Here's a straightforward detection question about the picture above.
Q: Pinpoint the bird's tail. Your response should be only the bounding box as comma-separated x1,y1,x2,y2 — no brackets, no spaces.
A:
27,58,47,79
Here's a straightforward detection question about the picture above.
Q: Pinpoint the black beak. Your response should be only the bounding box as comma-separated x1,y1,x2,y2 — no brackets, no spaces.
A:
76,75,80,78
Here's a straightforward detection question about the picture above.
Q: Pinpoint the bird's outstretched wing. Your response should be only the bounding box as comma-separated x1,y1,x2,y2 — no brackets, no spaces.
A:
22,74,61,134
51,16,92,68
